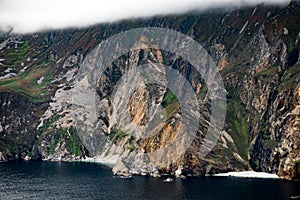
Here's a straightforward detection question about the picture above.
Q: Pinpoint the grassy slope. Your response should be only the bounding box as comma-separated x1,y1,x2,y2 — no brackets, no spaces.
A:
0,65,55,103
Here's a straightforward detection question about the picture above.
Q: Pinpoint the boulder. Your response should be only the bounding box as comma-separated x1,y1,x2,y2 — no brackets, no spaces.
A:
0,152,7,162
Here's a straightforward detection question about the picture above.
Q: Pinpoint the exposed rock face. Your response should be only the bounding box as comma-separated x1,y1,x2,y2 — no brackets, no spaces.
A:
271,84,300,179
0,2,299,180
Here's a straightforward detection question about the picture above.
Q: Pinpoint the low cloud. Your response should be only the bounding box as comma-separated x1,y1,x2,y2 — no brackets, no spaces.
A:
0,0,290,34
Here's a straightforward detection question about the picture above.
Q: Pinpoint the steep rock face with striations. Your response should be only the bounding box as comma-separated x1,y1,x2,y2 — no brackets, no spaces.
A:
0,1,299,179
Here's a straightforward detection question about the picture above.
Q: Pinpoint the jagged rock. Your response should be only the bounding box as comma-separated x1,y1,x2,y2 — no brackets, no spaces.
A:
175,168,183,178
112,161,130,176
24,155,31,161
0,152,7,162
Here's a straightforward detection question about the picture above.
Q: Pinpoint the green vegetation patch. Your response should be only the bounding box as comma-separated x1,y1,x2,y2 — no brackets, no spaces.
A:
164,102,180,117
65,126,82,156
49,128,63,154
294,160,300,165
4,41,30,66
162,89,180,117
38,115,61,135
227,99,250,160
162,89,178,106
127,145,136,152
279,64,300,91
109,128,128,143
253,67,278,77
49,126,82,156
0,64,55,102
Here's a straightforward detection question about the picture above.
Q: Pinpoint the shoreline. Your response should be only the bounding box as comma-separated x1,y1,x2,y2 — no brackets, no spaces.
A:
212,171,279,179
76,157,117,168
0,158,285,180
77,159,281,180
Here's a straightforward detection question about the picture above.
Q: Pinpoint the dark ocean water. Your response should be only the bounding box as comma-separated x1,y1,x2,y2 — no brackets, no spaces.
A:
0,161,299,200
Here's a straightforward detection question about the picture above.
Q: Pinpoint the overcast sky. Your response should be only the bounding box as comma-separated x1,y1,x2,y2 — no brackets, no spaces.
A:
0,0,290,33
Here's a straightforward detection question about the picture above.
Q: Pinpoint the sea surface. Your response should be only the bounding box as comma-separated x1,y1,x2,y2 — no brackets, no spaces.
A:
0,161,299,200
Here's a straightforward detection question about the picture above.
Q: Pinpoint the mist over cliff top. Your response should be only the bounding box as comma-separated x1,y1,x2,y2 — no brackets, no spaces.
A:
0,0,290,34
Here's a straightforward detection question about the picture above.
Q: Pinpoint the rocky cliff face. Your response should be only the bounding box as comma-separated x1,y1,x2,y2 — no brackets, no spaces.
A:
0,2,299,180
